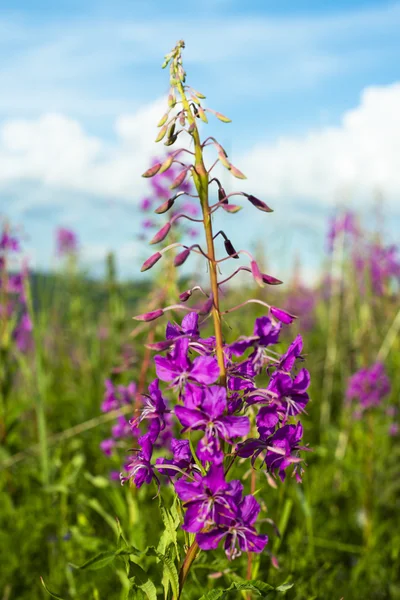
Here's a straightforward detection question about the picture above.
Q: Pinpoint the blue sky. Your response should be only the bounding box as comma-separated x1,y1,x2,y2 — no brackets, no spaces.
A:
1,0,400,280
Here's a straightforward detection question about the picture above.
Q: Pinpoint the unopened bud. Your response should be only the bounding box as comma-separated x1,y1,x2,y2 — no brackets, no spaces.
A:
179,289,193,302
191,88,206,99
179,112,186,127
262,273,283,285
222,204,242,214
215,112,232,123
218,152,230,170
157,113,168,127
142,163,162,178
230,164,247,179
244,194,273,213
134,309,164,322
165,133,178,146
158,154,175,174
190,94,201,106
197,106,208,123
198,293,214,315
251,260,264,287
149,222,171,245
141,252,162,272
270,306,296,324
174,247,191,267
188,122,196,133
168,93,176,108
218,186,228,204
155,197,175,214
170,169,188,190
155,125,168,143
224,239,239,259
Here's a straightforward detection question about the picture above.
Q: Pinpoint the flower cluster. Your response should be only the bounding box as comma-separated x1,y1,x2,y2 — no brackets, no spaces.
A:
121,311,309,559
56,227,78,257
0,226,32,353
346,362,391,418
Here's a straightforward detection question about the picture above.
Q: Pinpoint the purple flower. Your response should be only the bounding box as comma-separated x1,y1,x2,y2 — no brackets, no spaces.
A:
327,211,358,252
175,385,250,464
277,335,303,373
267,369,310,417
196,494,268,560
56,227,78,256
346,362,391,413
174,465,242,532
120,434,156,488
228,316,280,358
0,231,20,252
100,438,115,457
133,378,168,432
14,313,33,353
155,338,219,394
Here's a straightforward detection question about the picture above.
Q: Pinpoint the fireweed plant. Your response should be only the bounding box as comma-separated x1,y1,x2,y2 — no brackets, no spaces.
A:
116,41,312,597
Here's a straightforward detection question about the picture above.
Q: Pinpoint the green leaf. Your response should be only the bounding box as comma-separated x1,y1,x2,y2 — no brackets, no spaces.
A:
147,548,179,600
71,547,140,571
40,578,65,599
158,495,180,557
129,562,158,600
199,580,284,600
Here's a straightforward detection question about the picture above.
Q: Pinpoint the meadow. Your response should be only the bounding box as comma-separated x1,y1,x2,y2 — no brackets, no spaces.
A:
1,41,400,600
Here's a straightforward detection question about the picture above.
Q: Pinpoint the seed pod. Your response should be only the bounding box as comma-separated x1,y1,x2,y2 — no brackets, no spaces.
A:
157,113,169,127
155,125,168,143
134,309,164,322
230,164,247,179
215,112,232,123
174,247,191,267
170,169,188,190
224,239,239,259
149,222,171,245
142,163,162,178
244,194,273,213
141,252,162,272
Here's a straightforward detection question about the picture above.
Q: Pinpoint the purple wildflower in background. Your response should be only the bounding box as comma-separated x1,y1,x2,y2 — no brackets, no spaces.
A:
56,227,78,256
327,211,359,252
346,362,391,416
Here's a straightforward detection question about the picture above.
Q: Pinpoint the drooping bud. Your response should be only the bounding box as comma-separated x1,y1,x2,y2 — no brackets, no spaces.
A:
215,112,232,123
174,247,191,267
190,94,201,106
188,122,196,134
157,113,169,127
179,112,186,127
244,194,273,213
270,306,296,324
224,239,239,259
155,197,175,214
170,169,188,190
179,289,193,302
165,134,178,147
250,260,264,287
218,186,228,204
158,154,175,174
155,125,168,143
149,222,171,245
191,88,206,99
197,106,208,123
146,340,173,351
222,204,242,214
133,309,164,322
142,163,162,178
218,152,231,170
168,92,176,108
261,273,283,285
141,252,162,272
198,293,214,315
230,164,247,179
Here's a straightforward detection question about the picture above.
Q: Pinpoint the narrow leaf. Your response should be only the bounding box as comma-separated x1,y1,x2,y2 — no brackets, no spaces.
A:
40,578,65,600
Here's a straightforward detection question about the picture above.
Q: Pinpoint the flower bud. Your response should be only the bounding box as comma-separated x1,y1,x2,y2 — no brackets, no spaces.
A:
179,289,193,302
198,293,214,315
154,197,175,214
168,92,176,108
149,222,171,245
218,186,228,204
174,247,191,267
230,164,247,179
215,112,232,123
157,113,168,127
222,204,242,213
133,309,164,322
224,239,239,259
170,169,188,190
155,125,168,143
188,122,196,133
270,306,296,324
191,88,206,99
142,163,162,178
179,112,186,127
218,151,230,170
261,273,283,285
251,260,264,287
190,94,201,106
244,194,273,213
141,252,162,272
197,106,208,123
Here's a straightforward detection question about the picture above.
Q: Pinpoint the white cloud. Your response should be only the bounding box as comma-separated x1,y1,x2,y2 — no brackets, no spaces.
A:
239,82,400,209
